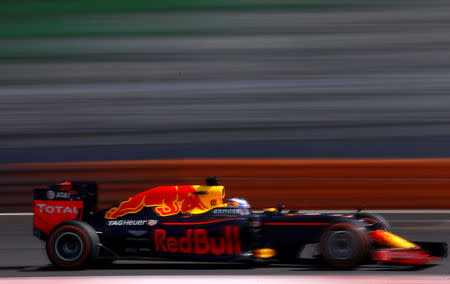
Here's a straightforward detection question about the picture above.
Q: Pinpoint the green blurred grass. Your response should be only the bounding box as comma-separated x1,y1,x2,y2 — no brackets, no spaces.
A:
0,0,419,42
1,0,348,15
0,0,392,39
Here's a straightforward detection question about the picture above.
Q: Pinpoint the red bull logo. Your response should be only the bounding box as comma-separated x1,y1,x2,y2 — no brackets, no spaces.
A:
105,185,209,219
154,226,241,255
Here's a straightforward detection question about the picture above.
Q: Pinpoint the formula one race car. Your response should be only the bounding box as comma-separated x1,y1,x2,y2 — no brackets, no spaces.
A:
33,178,447,269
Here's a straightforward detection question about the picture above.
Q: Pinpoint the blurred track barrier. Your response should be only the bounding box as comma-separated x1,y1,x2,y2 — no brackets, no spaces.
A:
2,276,450,284
1,159,450,212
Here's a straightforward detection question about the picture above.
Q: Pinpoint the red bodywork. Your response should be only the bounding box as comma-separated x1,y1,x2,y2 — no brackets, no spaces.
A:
371,248,439,264
105,185,208,219
369,230,439,264
33,200,83,235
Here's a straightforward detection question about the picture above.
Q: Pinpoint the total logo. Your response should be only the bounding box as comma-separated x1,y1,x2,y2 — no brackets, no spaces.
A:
154,226,241,255
35,203,79,214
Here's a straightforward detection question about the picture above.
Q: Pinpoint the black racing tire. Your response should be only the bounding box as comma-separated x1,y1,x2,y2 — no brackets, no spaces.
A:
320,222,369,269
355,212,392,231
46,220,99,269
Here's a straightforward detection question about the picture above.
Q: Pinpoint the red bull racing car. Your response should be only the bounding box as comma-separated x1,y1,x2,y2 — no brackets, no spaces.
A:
33,178,447,269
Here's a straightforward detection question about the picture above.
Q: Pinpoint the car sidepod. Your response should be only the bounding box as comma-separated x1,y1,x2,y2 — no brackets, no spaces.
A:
92,206,254,261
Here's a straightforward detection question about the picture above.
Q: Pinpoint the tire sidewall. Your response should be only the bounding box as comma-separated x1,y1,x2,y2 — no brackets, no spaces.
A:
46,220,98,269
320,222,369,269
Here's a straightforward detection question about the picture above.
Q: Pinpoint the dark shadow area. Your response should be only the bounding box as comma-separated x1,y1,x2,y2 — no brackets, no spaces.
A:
2,262,436,275
290,263,437,272
366,263,438,272
0,266,31,271
23,262,254,272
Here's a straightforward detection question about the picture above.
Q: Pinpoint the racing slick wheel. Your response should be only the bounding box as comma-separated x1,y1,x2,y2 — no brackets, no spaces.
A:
320,222,369,268
355,212,391,231
46,220,99,269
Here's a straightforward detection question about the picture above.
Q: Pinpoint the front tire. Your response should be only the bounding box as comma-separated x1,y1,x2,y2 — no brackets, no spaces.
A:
46,220,99,269
320,222,369,269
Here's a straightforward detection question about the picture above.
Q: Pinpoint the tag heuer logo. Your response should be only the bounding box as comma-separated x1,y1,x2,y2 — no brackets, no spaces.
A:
147,220,158,226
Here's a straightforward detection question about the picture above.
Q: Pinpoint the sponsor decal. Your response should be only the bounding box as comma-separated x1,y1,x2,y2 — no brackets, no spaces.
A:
33,200,83,235
212,208,250,216
35,203,79,214
154,226,241,255
46,189,75,200
147,220,158,226
56,192,72,199
125,248,138,253
105,185,209,219
124,247,152,253
128,230,148,237
107,220,150,226
46,190,56,200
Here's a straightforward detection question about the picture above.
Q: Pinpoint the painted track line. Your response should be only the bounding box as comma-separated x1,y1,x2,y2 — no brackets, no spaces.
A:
0,213,33,216
0,275,449,284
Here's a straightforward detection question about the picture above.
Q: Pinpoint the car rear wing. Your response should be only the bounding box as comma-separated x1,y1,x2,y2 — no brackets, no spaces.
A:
33,181,98,240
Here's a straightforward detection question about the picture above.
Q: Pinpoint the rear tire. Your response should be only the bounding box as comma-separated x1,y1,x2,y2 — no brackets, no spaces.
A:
320,222,369,269
46,220,99,269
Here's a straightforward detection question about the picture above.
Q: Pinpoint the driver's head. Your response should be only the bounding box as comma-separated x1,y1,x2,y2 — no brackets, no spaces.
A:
227,198,250,209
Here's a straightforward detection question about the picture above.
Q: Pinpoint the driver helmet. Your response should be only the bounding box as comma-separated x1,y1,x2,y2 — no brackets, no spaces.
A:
227,197,250,209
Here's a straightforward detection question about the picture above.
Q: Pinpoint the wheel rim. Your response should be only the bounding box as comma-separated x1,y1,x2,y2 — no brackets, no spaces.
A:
325,230,355,260
54,232,83,262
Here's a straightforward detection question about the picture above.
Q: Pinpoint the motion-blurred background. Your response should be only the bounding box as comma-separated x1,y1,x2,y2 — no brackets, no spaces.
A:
2,2,450,275
2,0,450,163
2,0,450,212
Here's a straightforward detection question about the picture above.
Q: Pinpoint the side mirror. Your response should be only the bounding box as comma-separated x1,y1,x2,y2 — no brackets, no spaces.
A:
206,176,220,186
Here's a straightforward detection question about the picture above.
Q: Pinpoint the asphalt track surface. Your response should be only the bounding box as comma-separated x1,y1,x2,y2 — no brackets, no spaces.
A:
2,2,450,163
1,213,449,277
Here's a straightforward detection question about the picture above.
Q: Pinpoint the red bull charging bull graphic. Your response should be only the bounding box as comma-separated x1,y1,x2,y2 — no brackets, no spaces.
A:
105,185,224,219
